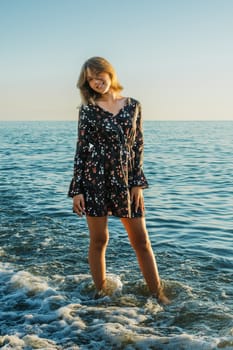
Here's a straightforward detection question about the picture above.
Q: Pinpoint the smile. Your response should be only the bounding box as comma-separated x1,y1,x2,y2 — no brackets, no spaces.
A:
96,82,104,89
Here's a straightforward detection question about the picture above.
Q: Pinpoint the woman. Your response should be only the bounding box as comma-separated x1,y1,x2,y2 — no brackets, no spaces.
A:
69,57,169,304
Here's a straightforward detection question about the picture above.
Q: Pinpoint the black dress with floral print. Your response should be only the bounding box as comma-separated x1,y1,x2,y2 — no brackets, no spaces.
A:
68,97,148,217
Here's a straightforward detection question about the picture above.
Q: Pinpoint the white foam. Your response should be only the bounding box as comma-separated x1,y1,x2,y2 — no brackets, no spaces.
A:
0,247,6,257
39,294,66,313
22,335,57,349
1,266,232,349
0,262,14,273
40,237,53,247
84,324,219,350
104,273,123,296
10,270,55,295
0,335,25,350
56,304,86,329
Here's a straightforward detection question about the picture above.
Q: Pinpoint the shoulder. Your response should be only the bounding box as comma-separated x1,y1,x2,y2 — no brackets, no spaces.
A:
127,98,142,112
79,103,94,113
78,103,99,128
78,103,95,119
127,98,142,116
128,97,141,106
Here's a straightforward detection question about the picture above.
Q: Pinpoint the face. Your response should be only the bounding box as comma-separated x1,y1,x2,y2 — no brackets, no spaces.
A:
86,68,112,95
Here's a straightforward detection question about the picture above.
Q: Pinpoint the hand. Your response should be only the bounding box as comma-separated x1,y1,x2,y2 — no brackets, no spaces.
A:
73,194,85,217
130,187,144,213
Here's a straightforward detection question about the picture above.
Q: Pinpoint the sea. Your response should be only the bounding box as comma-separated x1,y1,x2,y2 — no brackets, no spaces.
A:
0,120,233,350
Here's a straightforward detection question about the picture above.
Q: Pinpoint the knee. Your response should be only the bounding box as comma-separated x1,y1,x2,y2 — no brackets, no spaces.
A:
90,233,109,251
131,237,152,253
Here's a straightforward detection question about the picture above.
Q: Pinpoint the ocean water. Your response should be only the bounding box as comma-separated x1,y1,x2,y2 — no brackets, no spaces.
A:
0,120,233,350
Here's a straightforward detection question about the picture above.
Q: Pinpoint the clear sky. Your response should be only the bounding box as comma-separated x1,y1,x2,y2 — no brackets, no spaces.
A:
1,0,233,121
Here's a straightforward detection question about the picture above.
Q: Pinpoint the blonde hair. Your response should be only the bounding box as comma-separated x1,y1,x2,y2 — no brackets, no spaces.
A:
77,56,123,104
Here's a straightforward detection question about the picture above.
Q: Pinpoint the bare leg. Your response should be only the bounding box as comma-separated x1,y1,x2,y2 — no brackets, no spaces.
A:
121,217,169,304
86,216,109,292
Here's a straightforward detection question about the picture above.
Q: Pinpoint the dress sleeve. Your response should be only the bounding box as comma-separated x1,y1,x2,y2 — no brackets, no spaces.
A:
68,106,90,197
131,103,149,188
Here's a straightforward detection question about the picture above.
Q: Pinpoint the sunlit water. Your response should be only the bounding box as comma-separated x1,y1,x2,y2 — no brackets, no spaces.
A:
0,121,233,349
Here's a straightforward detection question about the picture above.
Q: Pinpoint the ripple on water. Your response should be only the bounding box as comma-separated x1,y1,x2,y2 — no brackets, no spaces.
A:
1,121,233,349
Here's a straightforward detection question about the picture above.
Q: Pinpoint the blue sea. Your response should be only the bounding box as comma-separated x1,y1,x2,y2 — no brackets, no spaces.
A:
0,120,233,350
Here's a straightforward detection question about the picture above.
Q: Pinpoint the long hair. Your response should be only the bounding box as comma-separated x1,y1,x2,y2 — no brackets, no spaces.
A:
77,56,123,104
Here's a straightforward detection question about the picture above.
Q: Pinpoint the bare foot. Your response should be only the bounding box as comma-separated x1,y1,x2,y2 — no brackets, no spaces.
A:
93,289,107,299
157,290,171,305
153,282,171,305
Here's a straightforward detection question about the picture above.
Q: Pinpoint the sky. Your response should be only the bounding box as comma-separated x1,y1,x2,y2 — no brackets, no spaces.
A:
1,0,233,121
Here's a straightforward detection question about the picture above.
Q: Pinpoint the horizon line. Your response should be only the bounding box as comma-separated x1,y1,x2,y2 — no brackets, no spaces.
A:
1,119,233,122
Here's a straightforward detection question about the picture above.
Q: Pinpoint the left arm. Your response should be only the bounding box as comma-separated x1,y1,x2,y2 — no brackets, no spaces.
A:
131,103,148,188
131,103,148,212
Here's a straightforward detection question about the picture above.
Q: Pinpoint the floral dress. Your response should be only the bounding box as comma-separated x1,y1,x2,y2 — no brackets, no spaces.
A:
68,97,148,217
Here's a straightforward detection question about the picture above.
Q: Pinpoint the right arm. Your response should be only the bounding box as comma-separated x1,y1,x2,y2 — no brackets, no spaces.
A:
68,106,90,216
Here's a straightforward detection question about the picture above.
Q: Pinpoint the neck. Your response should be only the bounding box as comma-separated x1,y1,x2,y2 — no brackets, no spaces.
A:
97,91,119,102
